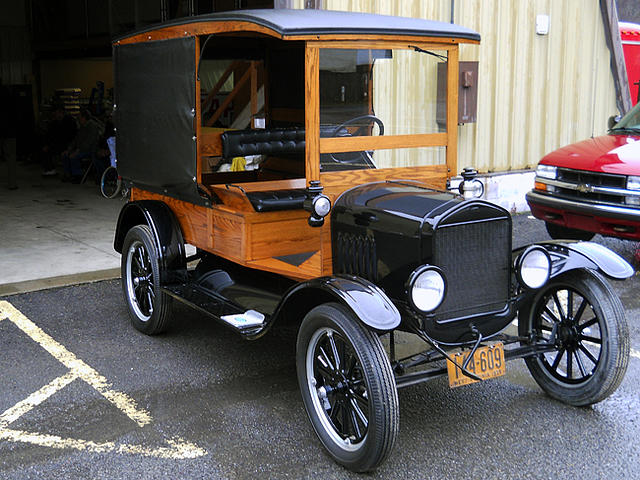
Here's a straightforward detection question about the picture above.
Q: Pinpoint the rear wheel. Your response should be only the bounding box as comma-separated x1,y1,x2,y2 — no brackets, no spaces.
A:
296,303,398,472
545,221,595,241
121,225,173,334
519,270,629,406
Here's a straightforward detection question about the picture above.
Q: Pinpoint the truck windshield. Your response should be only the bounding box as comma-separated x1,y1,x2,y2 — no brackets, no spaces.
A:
611,102,640,132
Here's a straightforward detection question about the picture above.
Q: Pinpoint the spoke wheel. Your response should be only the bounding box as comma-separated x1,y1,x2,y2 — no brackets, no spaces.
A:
100,166,121,199
121,225,172,334
519,270,629,406
297,303,398,472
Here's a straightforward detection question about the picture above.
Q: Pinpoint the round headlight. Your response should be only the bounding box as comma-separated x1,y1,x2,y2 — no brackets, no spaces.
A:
312,194,331,217
517,246,551,289
408,266,446,313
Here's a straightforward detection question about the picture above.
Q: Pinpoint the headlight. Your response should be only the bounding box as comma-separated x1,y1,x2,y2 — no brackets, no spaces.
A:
516,246,551,289
407,266,446,313
536,164,557,180
627,175,640,191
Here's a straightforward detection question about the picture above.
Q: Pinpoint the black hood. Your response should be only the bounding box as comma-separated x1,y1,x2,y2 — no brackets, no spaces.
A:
333,181,460,224
331,181,511,319
331,181,461,298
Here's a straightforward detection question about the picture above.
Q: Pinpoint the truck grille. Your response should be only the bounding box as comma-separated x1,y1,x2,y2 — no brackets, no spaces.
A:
433,216,510,322
556,168,627,204
335,232,377,281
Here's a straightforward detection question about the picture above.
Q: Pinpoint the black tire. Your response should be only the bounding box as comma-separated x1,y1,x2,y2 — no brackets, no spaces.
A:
545,221,595,241
519,269,629,406
121,225,173,334
100,166,121,199
296,303,398,472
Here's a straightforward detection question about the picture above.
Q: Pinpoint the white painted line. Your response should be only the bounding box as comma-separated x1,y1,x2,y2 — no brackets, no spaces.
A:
0,301,151,427
0,300,207,460
631,349,640,360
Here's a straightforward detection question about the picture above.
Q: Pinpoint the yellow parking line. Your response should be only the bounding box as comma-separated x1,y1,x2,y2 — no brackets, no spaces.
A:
0,300,207,459
0,429,206,459
0,301,151,427
0,371,77,429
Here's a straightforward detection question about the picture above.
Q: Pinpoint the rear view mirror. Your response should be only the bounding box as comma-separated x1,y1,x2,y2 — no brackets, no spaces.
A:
608,114,621,130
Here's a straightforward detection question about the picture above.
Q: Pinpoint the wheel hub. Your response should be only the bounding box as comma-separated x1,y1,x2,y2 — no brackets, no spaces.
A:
558,321,579,350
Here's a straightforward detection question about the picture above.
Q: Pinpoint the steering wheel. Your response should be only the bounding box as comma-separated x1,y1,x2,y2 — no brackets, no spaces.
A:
327,115,385,167
330,114,385,138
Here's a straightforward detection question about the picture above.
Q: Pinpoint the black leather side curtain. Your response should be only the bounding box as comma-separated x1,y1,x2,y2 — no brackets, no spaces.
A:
114,37,202,204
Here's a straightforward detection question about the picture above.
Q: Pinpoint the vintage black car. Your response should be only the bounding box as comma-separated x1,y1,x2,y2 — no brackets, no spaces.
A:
112,9,633,472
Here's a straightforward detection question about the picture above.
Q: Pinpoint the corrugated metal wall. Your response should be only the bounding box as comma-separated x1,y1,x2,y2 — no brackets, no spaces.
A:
296,0,618,173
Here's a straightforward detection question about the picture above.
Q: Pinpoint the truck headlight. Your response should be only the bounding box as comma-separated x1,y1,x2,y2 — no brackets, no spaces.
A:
407,266,446,313
516,246,551,289
536,164,557,180
627,176,640,191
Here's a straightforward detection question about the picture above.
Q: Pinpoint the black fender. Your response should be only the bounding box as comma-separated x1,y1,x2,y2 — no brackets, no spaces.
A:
270,275,401,333
114,200,187,284
513,240,633,281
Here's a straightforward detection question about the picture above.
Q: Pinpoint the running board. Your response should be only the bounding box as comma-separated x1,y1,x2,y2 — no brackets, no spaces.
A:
162,283,266,335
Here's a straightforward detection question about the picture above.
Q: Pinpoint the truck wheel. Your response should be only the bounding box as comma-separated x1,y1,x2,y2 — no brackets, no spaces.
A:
121,225,173,334
519,270,629,406
296,303,398,472
545,222,595,241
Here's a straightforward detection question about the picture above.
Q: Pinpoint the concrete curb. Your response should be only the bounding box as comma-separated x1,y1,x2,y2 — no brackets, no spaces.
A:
0,268,121,297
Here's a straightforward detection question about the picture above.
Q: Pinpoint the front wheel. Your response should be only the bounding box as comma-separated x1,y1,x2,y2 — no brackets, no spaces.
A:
519,270,629,406
296,303,398,472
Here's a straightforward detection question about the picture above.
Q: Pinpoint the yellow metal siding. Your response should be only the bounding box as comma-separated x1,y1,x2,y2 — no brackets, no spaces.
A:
314,0,618,173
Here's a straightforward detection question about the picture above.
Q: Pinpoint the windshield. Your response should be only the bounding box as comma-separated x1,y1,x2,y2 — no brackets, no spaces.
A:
319,47,447,136
611,102,640,132
319,47,450,171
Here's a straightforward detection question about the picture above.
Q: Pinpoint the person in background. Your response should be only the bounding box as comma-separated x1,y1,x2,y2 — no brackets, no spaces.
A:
61,108,101,183
41,104,77,176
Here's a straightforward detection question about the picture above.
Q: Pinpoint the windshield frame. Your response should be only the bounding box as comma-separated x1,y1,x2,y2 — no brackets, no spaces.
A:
611,102,640,133
304,40,460,186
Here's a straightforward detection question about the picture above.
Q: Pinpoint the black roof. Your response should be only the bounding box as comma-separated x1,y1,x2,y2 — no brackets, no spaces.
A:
117,8,480,42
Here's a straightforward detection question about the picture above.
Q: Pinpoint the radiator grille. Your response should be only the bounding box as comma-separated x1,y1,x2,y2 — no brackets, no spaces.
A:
433,217,510,321
335,232,377,281
556,168,627,205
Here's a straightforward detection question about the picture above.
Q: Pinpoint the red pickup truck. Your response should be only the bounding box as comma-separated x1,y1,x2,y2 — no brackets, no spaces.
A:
526,101,640,240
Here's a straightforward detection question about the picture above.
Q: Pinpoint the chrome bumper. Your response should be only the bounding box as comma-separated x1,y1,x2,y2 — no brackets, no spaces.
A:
526,190,640,222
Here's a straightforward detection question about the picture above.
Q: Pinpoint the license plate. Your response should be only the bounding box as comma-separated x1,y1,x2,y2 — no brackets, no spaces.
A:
447,343,506,388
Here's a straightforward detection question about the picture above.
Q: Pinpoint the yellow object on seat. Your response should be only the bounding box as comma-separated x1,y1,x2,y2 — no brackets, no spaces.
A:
231,157,246,171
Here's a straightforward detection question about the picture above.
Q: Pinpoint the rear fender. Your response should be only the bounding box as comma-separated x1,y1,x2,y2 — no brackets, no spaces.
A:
272,275,401,332
114,201,187,284
513,240,633,281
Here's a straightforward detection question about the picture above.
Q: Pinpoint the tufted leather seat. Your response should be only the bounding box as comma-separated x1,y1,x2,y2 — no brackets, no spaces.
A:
220,126,348,159
221,128,306,159
220,127,349,212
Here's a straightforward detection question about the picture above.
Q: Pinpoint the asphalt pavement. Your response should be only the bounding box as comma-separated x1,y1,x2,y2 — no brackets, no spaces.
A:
1,215,640,479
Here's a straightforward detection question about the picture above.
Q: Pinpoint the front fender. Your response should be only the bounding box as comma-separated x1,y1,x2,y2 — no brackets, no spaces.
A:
514,240,633,280
272,275,401,332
